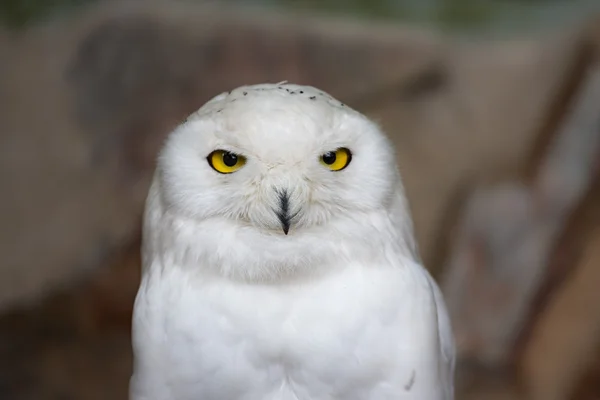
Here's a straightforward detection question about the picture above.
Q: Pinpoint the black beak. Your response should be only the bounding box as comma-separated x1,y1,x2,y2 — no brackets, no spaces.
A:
276,190,291,235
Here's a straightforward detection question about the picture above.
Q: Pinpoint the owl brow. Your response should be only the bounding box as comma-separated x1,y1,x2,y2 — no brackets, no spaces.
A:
208,144,247,157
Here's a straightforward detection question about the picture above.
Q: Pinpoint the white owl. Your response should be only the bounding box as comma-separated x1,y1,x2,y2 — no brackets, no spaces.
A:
130,82,455,400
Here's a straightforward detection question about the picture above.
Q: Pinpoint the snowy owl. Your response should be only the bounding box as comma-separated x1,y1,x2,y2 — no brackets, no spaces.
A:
130,82,455,400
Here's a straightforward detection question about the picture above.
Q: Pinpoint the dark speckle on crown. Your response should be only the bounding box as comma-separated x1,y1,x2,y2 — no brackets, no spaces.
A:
186,82,352,121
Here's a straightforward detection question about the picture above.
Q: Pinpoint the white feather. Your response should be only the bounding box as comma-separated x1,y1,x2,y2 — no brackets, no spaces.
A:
130,83,455,400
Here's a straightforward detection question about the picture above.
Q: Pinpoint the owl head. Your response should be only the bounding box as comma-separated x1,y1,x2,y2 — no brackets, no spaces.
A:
149,83,415,281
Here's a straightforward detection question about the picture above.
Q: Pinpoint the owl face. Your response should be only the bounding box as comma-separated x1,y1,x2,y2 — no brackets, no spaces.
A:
158,84,398,240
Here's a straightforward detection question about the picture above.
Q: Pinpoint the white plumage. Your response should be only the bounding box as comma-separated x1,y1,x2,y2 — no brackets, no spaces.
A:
130,82,455,400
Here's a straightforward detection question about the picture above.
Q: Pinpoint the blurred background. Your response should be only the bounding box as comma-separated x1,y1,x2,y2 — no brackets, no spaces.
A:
1,0,600,399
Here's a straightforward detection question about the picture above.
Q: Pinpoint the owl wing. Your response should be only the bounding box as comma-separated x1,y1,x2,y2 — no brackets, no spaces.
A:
426,269,456,400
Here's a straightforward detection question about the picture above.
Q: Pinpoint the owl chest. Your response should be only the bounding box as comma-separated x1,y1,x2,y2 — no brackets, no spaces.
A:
167,272,394,365
151,267,435,399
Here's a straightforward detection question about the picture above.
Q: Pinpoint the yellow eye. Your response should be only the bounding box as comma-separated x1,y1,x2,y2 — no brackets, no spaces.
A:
207,150,246,174
320,148,352,171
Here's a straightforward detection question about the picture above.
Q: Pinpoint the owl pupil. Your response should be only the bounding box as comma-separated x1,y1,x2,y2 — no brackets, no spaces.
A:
222,152,238,167
322,152,336,165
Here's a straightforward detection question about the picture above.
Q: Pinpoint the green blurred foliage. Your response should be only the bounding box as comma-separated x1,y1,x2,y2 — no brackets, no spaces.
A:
0,0,597,33
435,0,496,28
229,0,599,33
263,0,499,28
264,0,408,20
0,0,95,29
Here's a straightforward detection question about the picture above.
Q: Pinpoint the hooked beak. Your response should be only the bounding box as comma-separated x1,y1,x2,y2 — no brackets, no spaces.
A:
276,190,291,235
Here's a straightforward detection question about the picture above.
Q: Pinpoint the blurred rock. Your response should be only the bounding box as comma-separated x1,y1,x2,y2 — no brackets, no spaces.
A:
519,61,600,398
440,62,600,369
366,28,585,272
0,239,140,399
521,220,600,400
